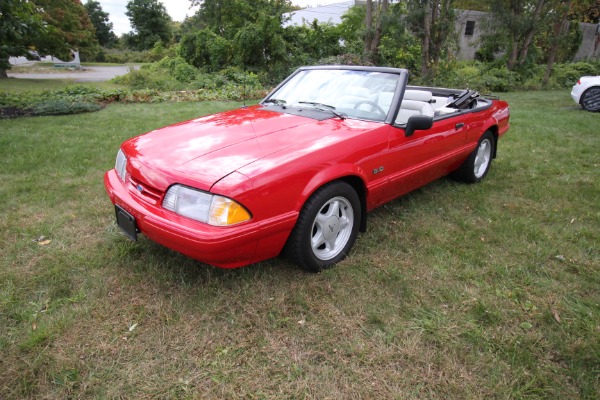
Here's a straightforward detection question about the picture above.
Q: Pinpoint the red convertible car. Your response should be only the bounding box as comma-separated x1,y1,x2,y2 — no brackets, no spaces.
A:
105,66,510,272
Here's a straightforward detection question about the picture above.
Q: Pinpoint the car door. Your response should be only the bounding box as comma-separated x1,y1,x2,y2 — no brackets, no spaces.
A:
382,113,468,202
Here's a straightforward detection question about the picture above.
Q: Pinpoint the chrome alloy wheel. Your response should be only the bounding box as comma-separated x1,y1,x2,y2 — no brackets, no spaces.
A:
474,138,492,179
310,196,354,261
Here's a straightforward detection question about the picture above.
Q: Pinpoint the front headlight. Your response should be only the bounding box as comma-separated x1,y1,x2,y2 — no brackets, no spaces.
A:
115,149,127,182
162,185,251,226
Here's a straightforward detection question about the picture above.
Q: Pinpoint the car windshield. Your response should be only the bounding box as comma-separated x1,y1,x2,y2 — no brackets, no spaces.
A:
266,69,400,122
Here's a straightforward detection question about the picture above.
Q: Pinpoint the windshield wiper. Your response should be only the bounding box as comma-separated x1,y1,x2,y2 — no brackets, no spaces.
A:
264,98,287,106
298,101,346,120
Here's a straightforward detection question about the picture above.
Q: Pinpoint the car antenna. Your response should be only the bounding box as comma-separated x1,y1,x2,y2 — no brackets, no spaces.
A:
242,69,247,108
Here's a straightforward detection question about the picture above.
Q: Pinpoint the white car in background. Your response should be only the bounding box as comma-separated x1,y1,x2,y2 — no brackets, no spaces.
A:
571,76,600,112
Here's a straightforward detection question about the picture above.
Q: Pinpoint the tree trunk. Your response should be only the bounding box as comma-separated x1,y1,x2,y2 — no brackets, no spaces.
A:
421,0,432,77
369,0,389,61
543,1,572,86
364,0,373,58
516,0,546,66
0,68,8,79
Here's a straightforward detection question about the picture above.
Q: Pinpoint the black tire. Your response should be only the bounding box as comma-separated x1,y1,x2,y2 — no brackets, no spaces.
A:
452,131,495,183
286,181,361,272
581,87,600,112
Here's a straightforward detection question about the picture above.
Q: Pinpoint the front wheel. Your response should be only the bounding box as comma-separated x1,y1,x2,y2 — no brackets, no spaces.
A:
286,181,361,272
452,131,495,183
581,87,600,112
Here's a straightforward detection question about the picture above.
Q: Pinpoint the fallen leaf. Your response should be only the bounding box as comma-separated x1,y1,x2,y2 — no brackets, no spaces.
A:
128,323,138,332
552,309,561,323
38,240,52,246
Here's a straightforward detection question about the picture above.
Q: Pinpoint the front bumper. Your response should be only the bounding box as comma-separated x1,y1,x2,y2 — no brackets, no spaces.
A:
104,169,263,268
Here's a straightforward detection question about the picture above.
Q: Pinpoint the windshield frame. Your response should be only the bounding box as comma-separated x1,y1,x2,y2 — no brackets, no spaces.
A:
261,66,409,124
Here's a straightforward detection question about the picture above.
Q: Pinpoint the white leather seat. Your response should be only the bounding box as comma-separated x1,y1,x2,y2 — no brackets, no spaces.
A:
396,100,434,125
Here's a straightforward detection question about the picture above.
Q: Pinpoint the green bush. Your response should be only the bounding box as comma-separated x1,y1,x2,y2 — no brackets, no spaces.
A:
156,56,198,83
178,30,231,71
32,100,102,116
548,62,600,89
112,68,184,91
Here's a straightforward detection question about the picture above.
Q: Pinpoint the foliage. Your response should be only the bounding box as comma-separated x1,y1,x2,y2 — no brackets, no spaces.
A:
337,5,367,55
285,22,343,65
191,0,295,39
571,0,600,23
233,20,285,69
155,56,198,83
125,0,172,51
112,57,265,97
546,61,600,88
178,29,231,71
375,3,421,74
33,0,99,61
0,71,268,119
84,0,117,47
32,100,102,116
0,0,45,77
405,0,456,77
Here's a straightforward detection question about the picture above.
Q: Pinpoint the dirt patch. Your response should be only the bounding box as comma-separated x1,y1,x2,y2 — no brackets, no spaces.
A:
0,106,33,119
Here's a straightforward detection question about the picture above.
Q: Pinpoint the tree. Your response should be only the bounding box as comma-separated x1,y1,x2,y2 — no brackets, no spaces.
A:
487,0,548,70
0,0,45,78
34,0,99,61
364,0,390,62
190,0,294,39
571,0,600,22
542,0,573,84
1,0,99,78
178,29,231,70
125,0,172,50
406,0,455,78
84,0,116,47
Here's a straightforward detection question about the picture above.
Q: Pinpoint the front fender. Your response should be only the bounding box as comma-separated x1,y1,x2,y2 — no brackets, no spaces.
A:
298,163,369,212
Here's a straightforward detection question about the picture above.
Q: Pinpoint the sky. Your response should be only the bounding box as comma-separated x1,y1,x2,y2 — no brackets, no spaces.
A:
96,0,345,36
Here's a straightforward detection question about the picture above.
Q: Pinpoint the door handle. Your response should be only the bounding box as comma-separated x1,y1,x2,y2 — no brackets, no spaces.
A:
455,122,465,130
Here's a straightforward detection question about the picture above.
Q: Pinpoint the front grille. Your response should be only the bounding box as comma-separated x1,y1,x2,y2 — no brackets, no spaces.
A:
128,176,163,204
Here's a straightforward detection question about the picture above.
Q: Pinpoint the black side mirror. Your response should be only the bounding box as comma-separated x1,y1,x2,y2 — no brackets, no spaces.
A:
405,115,433,137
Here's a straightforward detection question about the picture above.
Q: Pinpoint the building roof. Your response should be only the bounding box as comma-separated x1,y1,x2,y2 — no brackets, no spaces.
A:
284,1,354,27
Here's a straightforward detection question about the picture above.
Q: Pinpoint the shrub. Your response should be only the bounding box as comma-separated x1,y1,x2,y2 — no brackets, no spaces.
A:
32,100,102,116
548,62,600,89
179,30,231,71
156,56,198,83
112,68,183,91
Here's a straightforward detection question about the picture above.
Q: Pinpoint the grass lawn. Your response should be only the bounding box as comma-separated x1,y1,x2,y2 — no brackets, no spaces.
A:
0,92,598,399
0,77,125,92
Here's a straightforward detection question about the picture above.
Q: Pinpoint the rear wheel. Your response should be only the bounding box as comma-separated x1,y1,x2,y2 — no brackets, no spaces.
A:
452,131,495,183
581,87,600,112
287,181,360,272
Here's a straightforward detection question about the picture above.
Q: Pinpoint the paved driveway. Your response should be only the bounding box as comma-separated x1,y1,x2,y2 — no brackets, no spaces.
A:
7,66,137,82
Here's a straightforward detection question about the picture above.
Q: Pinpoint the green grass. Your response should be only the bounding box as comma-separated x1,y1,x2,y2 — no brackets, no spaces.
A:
0,77,125,92
1,92,599,399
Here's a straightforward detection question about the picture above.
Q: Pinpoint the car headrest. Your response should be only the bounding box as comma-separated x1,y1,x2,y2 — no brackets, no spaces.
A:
404,90,433,103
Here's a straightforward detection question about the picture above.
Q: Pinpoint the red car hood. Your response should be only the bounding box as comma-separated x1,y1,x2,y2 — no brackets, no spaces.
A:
123,105,339,190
